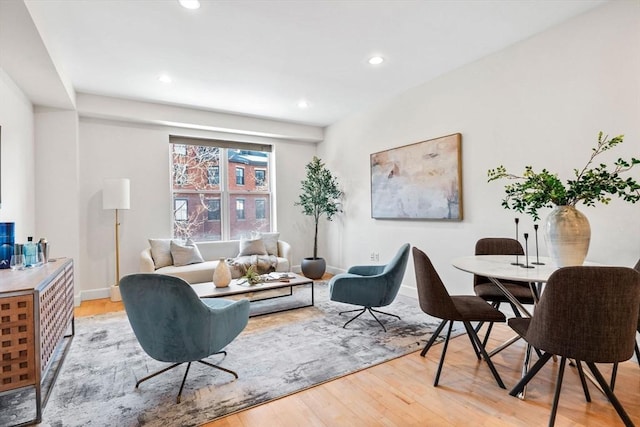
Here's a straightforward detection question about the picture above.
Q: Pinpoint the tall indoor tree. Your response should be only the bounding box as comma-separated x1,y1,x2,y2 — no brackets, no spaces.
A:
296,156,342,279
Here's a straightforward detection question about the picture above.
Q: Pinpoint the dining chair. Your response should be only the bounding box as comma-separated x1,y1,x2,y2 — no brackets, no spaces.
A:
611,258,640,390
508,266,640,427
412,247,506,389
120,274,250,403
635,258,640,363
473,238,537,345
329,243,410,331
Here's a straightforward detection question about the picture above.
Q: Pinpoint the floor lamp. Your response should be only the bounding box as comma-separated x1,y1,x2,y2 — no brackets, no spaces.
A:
103,178,130,302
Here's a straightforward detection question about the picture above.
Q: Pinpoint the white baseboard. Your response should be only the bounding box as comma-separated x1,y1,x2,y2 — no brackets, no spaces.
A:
75,287,110,306
398,284,418,300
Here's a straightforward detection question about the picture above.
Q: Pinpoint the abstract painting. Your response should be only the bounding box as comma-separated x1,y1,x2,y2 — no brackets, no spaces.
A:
370,133,462,220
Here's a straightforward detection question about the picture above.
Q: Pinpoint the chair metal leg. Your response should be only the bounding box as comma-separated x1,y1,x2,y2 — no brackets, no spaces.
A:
135,362,183,389
610,362,618,392
421,319,447,357
339,307,399,331
198,359,239,379
339,307,367,329
176,362,192,403
548,357,567,427
575,360,591,402
366,308,388,332
585,362,635,427
464,321,505,389
482,321,494,348
370,308,401,320
463,322,481,360
476,302,499,347
136,352,237,404
510,352,553,396
434,321,453,386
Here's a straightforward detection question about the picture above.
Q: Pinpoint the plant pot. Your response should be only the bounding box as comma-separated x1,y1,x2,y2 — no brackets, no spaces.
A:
543,205,591,267
301,257,326,280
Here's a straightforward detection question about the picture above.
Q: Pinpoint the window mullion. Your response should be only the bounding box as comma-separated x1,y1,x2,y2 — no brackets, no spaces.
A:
220,148,230,240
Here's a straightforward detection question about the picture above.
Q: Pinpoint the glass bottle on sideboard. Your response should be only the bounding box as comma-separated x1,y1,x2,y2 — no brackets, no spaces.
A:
24,236,38,268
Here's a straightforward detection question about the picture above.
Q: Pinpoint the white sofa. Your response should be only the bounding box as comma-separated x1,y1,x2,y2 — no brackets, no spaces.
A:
140,239,292,284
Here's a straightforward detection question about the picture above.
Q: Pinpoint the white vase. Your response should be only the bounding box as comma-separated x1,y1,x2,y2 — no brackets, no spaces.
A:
543,205,591,267
213,258,232,287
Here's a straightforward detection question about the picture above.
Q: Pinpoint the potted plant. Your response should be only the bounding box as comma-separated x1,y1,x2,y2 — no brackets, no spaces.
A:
295,156,342,279
487,132,639,266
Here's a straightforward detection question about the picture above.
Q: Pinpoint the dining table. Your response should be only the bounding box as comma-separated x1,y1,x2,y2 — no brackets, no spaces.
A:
450,254,604,398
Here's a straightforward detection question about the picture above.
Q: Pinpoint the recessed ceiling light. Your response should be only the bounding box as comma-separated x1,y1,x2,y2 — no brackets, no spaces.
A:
298,100,310,109
368,56,384,65
178,0,200,10
158,74,172,84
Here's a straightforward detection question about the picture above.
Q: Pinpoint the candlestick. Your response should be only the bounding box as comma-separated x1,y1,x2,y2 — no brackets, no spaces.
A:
532,223,545,265
521,232,534,268
511,217,523,266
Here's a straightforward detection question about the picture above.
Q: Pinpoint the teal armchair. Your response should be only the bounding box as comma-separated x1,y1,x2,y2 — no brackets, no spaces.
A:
329,243,410,331
119,274,249,403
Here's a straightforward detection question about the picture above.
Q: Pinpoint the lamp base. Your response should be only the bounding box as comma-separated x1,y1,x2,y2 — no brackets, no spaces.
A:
110,285,122,302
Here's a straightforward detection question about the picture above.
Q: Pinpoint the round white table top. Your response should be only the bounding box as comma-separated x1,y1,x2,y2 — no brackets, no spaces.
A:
451,255,602,283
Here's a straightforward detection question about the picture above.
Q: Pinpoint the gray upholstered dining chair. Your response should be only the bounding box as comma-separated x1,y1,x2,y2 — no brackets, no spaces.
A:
473,238,537,313
412,247,506,389
611,258,640,390
635,258,640,363
329,243,410,331
473,238,537,345
119,273,250,403
508,266,640,427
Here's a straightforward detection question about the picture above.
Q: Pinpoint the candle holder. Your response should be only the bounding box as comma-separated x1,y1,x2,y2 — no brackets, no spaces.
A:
511,218,524,266
521,233,534,269
532,224,545,265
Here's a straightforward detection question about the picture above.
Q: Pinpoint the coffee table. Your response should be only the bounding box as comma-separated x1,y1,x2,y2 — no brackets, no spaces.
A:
190,272,314,317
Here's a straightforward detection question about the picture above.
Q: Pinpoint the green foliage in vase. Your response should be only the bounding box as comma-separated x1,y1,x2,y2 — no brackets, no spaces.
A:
295,156,343,259
487,132,640,220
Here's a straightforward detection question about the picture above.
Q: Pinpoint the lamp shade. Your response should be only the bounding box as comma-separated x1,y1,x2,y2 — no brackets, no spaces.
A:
103,178,130,210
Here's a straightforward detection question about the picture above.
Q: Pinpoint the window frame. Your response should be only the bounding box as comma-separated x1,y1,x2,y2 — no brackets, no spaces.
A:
174,198,188,222
235,167,245,186
169,136,273,241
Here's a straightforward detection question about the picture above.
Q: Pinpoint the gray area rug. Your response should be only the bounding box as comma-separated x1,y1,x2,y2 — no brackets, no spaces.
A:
3,282,451,427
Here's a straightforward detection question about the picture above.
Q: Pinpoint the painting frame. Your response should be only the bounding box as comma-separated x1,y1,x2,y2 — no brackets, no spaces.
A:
370,133,463,220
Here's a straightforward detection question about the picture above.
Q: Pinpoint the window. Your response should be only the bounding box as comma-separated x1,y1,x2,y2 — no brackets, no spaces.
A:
174,198,188,221
207,198,220,220
207,166,219,185
255,169,266,187
169,136,272,240
174,164,187,186
236,199,245,220
236,167,245,185
256,199,266,219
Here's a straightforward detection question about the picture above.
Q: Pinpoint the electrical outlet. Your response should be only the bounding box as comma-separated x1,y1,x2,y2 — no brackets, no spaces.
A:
370,252,376,261
375,252,380,261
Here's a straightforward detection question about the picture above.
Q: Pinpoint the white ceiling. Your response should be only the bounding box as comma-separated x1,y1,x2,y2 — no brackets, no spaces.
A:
23,0,606,127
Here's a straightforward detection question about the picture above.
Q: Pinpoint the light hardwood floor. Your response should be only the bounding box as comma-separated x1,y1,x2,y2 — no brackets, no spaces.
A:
76,299,640,426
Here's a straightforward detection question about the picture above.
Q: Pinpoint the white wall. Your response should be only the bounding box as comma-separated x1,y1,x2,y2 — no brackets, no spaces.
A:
34,108,80,265
0,68,36,241
76,116,317,299
319,1,640,297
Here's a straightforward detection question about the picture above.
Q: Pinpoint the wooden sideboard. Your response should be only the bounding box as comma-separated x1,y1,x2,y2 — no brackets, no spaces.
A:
0,258,74,426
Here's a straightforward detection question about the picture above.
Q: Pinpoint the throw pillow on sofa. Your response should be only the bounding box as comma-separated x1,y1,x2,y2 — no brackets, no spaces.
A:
239,236,268,256
148,238,174,269
170,239,205,266
253,232,280,256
